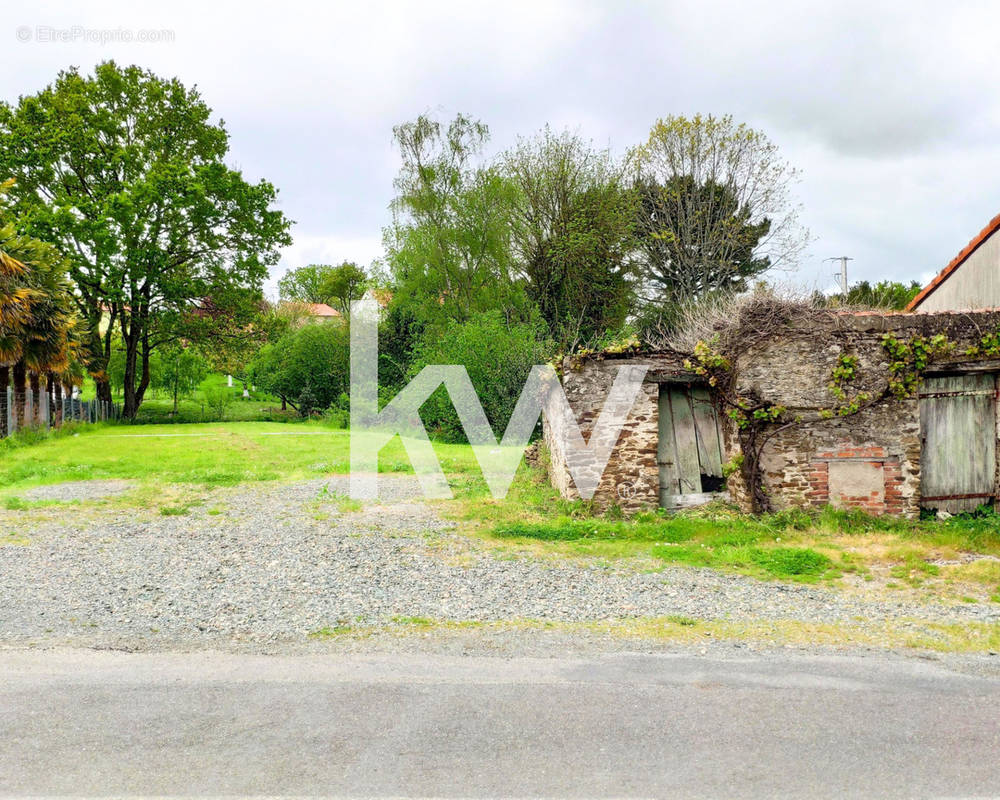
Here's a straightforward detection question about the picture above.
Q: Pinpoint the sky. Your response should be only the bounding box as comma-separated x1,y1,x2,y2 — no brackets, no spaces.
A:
4,0,1000,297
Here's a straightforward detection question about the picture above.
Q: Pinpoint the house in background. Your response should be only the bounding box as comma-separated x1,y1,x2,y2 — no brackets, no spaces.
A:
908,213,1000,311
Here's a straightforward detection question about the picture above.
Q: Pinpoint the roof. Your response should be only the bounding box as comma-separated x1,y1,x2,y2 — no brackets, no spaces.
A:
906,211,1000,310
305,303,341,317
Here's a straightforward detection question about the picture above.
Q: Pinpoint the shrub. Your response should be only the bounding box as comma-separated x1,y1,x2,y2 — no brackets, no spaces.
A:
249,321,350,414
203,386,234,420
409,311,552,442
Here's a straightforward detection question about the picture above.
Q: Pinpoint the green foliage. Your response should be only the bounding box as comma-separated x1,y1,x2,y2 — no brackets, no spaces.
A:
409,311,552,441
632,114,806,332
386,113,526,327
278,264,336,304
203,385,234,421
317,262,368,315
0,61,292,417
154,345,209,413
881,332,953,398
249,321,350,416
820,280,922,310
828,353,858,401
503,127,638,350
964,326,1000,358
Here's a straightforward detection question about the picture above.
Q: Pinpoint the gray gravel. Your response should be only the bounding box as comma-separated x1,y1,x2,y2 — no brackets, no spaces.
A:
20,479,135,502
1,475,998,652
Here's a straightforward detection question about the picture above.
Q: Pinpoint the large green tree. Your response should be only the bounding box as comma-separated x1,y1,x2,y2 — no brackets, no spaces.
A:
502,127,638,351
318,261,368,315
249,321,350,415
278,263,335,304
0,61,291,418
386,113,526,327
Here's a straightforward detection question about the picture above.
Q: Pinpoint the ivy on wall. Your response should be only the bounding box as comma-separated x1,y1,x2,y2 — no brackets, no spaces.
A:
684,325,996,513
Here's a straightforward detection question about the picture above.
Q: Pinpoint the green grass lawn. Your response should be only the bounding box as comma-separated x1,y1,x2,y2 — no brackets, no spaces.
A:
80,372,301,423
0,421,482,489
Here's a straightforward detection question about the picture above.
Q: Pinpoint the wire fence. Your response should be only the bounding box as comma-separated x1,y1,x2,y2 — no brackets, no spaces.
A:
1,386,122,438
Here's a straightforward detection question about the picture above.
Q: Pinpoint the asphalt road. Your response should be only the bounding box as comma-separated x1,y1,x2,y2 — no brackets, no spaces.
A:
2,648,1000,798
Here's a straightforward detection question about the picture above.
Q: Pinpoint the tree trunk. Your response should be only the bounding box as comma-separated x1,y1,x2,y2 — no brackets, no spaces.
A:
0,365,8,438
95,376,113,405
12,361,26,431
63,382,74,423
29,373,41,427
52,377,63,427
121,313,152,420
122,319,140,420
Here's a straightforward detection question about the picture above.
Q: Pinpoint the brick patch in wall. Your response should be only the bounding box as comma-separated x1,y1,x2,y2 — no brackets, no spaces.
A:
804,449,904,515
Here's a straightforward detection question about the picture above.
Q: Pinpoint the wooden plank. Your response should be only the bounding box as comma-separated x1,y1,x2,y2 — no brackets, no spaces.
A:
660,491,729,511
690,387,724,477
669,387,702,494
657,386,680,502
920,373,997,513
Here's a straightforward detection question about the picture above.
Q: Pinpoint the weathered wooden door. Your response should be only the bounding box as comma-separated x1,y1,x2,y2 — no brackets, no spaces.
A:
919,373,997,513
658,385,725,508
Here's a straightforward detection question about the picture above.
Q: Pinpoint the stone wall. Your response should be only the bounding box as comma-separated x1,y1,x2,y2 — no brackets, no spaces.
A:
729,310,1000,517
545,309,1000,518
542,351,695,513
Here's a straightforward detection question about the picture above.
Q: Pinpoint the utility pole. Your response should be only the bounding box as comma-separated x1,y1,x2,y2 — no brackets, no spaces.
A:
825,256,853,295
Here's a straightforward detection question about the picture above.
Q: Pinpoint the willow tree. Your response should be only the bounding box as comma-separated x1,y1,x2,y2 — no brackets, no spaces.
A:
0,61,291,418
386,113,525,327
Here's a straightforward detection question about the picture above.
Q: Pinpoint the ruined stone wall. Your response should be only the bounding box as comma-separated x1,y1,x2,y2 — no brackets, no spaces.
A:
542,351,694,513
545,309,1000,518
728,310,1000,517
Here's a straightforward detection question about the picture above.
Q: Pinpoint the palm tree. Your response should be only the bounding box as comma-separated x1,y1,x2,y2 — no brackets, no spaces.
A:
51,323,86,426
0,199,35,436
1,185,76,432
18,267,74,428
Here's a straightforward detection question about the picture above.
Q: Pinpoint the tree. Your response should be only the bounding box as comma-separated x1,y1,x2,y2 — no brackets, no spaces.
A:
0,181,76,432
318,261,368,315
819,280,922,310
386,113,526,327
278,264,336,304
502,127,638,351
249,322,350,416
633,115,808,321
155,344,209,413
0,61,292,419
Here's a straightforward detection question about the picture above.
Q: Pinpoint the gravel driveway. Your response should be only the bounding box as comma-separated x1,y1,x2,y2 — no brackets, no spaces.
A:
1,476,998,651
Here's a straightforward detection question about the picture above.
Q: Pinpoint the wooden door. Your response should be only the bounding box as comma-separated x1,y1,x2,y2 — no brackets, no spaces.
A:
919,373,997,513
658,384,725,508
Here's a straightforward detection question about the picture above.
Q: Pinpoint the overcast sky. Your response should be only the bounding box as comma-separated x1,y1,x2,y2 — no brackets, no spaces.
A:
6,0,1000,296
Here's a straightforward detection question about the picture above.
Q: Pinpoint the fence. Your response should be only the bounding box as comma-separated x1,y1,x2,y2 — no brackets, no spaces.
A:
1,386,122,438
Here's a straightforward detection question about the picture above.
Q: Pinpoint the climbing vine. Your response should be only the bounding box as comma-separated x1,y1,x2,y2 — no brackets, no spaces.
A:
684,324,995,513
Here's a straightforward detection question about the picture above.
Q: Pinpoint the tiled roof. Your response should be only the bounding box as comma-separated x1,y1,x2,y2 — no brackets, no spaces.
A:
907,212,1000,310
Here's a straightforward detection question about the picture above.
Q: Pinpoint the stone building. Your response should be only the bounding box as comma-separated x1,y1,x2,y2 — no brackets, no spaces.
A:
543,307,1000,518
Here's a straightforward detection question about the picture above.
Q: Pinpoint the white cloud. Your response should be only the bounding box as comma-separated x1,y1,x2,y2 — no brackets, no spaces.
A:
6,0,1000,296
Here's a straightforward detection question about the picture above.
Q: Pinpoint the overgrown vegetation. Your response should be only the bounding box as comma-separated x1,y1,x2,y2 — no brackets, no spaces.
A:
444,464,1000,601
